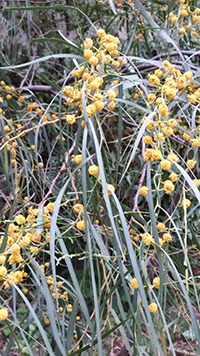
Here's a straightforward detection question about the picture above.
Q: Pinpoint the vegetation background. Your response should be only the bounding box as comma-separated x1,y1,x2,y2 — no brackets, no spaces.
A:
0,0,200,355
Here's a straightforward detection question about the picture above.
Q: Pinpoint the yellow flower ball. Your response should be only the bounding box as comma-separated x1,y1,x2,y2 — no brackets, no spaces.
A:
169,172,178,182
73,204,84,214
149,303,158,313
0,308,8,320
139,186,148,196
163,180,175,194
76,220,85,231
186,159,196,169
143,135,152,144
14,214,26,225
160,160,172,170
66,114,76,125
0,255,6,264
88,165,99,176
0,266,7,280
141,233,152,245
130,278,138,289
153,277,160,289
163,233,172,242
74,155,82,164
67,304,73,313
157,223,165,231
107,184,115,195
181,199,191,209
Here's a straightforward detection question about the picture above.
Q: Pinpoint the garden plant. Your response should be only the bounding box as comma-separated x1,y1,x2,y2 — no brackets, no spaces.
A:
0,0,200,355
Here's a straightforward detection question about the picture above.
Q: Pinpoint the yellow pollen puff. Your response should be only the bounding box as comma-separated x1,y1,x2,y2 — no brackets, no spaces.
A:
186,159,196,169
89,56,98,65
193,179,199,187
163,180,175,194
88,165,99,176
39,162,44,168
73,204,84,214
153,277,160,289
67,304,73,313
181,199,191,209
160,160,172,170
66,114,76,125
143,135,152,144
169,172,178,182
139,186,148,196
141,233,152,245
84,38,93,49
147,93,156,103
14,214,26,225
163,233,172,242
167,153,179,162
107,101,116,110
179,27,186,34
130,278,138,289
149,303,158,313
107,184,115,195
0,255,6,264
148,74,160,86
0,266,7,280
0,308,8,320
76,220,85,231
97,29,106,38
84,49,93,61
157,223,165,231
74,155,82,164
190,139,200,147
158,103,168,116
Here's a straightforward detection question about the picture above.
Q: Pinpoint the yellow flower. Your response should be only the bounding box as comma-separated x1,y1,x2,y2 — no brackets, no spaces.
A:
139,186,148,196
130,278,138,289
76,220,85,231
107,90,117,101
14,214,26,225
66,114,76,125
0,255,6,264
151,149,162,161
157,223,165,231
107,184,115,195
188,94,197,104
84,49,93,61
107,101,116,110
0,308,8,320
167,153,179,162
160,160,172,170
186,159,196,169
162,126,173,136
88,165,99,176
190,139,200,147
0,266,7,280
141,233,152,245
169,172,178,182
181,199,191,209
153,277,160,289
143,135,152,144
163,180,175,194
89,56,98,65
74,155,82,164
97,28,106,38
148,74,160,86
73,204,84,214
84,38,93,49
44,316,50,325
67,304,73,313
193,179,199,187
163,233,172,242
149,303,158,313
46,202,55,212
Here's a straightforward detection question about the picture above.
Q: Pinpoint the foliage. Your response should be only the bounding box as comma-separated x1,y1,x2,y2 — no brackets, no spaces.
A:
0,0,200,355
